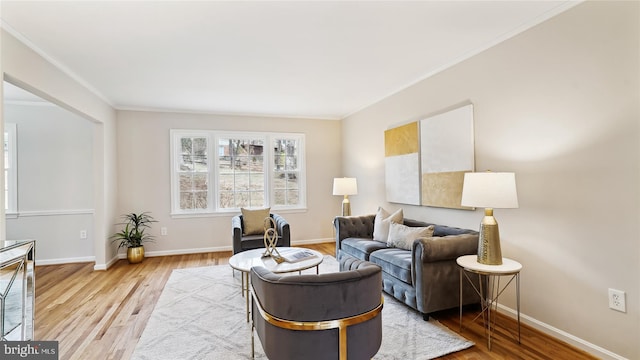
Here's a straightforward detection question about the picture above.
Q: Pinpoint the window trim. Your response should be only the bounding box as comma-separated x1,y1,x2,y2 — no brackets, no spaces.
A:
270,135,306,211
170,131,212,215
4,123,18,217
170,129,306,217
216,132,268,210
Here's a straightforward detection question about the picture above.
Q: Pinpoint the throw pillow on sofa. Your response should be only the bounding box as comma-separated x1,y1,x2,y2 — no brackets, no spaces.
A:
241,207,271,235
372,207,403,242
387,222,435,250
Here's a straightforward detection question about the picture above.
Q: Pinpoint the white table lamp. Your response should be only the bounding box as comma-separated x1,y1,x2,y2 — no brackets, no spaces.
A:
461,172,518,265
333,178,358,216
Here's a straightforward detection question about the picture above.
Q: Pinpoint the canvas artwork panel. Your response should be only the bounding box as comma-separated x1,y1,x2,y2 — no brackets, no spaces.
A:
384,122,420,205
420,104,474,209
384,104,474,209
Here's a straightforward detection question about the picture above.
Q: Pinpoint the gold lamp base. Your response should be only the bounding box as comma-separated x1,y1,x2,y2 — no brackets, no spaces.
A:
341,196,351,216
477,208,503,265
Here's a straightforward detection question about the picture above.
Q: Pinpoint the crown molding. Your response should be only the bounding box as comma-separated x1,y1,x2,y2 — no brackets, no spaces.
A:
1,20,115,108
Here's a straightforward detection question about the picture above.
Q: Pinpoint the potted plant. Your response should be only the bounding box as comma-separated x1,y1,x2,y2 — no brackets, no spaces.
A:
111,212,157,264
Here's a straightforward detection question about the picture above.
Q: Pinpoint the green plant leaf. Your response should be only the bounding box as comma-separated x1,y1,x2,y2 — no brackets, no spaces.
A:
111,212,157,249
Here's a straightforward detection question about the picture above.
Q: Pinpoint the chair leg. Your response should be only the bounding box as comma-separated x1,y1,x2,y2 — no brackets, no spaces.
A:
251,319,255,359
339,325,347,360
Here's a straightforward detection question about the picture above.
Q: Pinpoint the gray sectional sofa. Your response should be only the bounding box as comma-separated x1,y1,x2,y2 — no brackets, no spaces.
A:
334,213,482,320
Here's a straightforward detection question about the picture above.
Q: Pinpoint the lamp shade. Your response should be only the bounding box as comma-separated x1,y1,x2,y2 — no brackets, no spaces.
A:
333,178,358,196
461,172,518,209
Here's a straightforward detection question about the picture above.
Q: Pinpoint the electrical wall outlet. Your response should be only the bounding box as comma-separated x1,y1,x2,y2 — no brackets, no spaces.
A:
161,227,167,236
80,230,87,239
608,288,626,313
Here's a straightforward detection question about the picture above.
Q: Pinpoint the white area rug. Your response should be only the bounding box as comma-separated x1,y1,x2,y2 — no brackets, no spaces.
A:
132,255,473,359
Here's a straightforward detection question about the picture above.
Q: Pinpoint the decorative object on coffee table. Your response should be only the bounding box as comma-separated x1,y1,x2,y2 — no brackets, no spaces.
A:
332,177,357,216
262,216,283,263
461,171,519,265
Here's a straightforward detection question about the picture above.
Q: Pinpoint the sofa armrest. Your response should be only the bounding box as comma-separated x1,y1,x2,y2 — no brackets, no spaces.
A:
232,215,243,254
411,233,480,314
412,233,479,263
271,213,291,247
333,214,376,256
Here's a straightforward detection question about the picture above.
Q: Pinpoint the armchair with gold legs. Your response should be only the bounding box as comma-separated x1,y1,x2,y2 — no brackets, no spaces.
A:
250,259,383,360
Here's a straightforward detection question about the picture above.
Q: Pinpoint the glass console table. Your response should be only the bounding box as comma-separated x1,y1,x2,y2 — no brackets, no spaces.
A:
0,240,35,341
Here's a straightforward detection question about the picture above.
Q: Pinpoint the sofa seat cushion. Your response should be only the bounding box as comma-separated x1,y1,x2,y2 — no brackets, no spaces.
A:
369,248,413,285
341,238,388,261
239,234,266,251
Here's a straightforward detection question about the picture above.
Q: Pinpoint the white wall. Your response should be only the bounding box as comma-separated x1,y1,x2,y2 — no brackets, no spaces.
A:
1,29,118,268
115,110,342,256
4,102,94,263
342,2,639,359
1,2,637,356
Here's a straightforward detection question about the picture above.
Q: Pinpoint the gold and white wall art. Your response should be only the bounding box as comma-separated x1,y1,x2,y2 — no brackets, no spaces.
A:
420,103,474,209
384,103,475,209
384,121,421,205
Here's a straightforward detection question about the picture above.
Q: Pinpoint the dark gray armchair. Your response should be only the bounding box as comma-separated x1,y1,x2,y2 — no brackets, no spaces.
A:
250,259,383,360
232,213,290,254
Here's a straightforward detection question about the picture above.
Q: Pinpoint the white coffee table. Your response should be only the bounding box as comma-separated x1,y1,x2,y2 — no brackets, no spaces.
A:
229,247,324,322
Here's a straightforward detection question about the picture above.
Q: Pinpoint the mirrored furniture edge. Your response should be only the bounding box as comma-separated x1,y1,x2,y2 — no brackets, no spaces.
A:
1,239,35,341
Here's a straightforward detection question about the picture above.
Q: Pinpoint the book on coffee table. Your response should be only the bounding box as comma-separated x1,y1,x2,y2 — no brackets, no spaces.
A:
279,249,317,263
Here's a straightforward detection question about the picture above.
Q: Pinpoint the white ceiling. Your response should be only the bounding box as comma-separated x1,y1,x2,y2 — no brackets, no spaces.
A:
1,1,579,120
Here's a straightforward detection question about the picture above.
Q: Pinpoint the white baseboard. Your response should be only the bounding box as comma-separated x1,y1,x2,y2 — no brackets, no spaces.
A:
144,246,231,257
109,246,231,259
37,256,95,266
94,256,120,271
496,304,627,360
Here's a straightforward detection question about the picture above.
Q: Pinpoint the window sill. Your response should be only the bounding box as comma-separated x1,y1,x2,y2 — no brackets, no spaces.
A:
170,207,308,219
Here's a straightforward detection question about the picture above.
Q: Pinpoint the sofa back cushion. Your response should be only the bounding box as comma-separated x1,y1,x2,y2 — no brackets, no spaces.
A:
387,222,435,250
402,218,477,237
372,207,403,242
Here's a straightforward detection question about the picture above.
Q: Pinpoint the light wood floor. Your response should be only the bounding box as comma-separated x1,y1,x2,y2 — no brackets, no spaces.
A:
34,243,596,360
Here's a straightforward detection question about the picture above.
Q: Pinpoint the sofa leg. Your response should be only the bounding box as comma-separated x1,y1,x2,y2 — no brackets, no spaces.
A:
422,313,430,321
